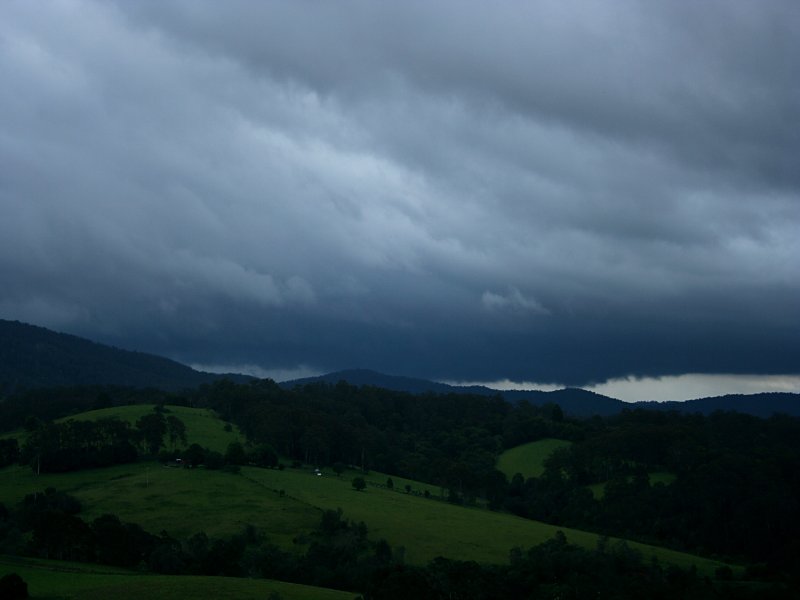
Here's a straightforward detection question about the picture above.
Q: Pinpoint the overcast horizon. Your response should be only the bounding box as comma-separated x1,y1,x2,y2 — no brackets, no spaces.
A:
2,1,798,397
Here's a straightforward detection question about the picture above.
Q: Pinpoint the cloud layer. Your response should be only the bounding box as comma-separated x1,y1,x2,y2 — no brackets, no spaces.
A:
1,0,798,385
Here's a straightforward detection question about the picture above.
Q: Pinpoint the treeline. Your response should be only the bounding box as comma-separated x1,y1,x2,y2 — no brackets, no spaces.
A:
0,384,175,430
11,408,188,473
0,489,789,600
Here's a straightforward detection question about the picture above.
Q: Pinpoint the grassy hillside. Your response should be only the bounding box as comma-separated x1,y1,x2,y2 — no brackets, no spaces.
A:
0,460,731,576
0,405,734,577
0,462,317,546
0,555,353,600
496,438,573,479
57,404,245,453
2,405,244,454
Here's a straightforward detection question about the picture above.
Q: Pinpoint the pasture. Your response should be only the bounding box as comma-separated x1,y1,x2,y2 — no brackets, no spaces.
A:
0,404,244,453
496,438,573,479
0,406,731,577
0,555,353,600
0,460,731,575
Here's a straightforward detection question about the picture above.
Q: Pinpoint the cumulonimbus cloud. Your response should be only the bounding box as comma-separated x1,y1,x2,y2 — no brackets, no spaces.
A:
0,0,798,385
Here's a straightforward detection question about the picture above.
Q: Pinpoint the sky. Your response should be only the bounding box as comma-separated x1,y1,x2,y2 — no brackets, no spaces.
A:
1,1,798,400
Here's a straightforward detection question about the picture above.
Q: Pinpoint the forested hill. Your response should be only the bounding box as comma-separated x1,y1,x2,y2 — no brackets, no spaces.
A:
0,319,248,393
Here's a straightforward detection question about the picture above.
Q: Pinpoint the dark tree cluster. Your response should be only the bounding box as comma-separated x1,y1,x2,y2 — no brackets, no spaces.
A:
0,573,28,600
364,533,795,600
501,409,800,575
20,418,139,473
157,440,278,473
0,384,179,431
17,410,189,473
0,438,19,468
136,409,188,455
3,487,170,565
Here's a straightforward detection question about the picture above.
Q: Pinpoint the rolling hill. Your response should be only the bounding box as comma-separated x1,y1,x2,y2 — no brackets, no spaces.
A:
0,402,732,577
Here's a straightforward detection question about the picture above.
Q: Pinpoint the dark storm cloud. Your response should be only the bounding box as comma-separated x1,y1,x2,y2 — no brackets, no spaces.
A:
1,0,798,385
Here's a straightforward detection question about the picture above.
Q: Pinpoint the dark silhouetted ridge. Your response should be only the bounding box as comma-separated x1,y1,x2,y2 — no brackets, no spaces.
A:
0,319,248,393
281,369,800,417
281,369,627,416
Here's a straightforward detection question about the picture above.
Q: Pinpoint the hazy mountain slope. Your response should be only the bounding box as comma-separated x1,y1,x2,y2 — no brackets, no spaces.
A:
0,319,247,393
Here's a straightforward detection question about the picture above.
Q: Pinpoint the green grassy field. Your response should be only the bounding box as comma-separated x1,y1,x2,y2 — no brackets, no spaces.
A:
60,405,245,453
0,462,317,545
1,405,244,453
241,465,729,574
0,407,732,577
496,438,573,479
0,555,354,600
0,460,730,575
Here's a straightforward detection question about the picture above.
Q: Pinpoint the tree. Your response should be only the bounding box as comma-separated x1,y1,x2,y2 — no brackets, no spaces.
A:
0,573,28,599
204,450,225,470
24,416,42,433
386,477,394,490
224,442,246,465
184,443,205,467
0,438,19,468
136,413,167,455
332,461,345,477
91,514,157,567
352,476,366,492
249,444,278,468
166,415,187,449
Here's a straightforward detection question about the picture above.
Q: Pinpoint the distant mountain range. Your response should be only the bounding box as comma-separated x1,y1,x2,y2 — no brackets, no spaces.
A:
2,319,798,417
0,319,249,393
281,369,800,418
280,369,624,416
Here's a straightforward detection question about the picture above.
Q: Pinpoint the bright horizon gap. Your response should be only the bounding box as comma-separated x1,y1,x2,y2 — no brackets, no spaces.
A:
442,374,800,403
194,365,800,402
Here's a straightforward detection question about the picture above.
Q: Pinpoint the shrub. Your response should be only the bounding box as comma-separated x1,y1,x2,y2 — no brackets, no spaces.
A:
0,573,28,599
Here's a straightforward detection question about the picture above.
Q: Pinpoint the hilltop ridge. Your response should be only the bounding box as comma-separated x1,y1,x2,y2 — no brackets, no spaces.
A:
0,319,249,393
